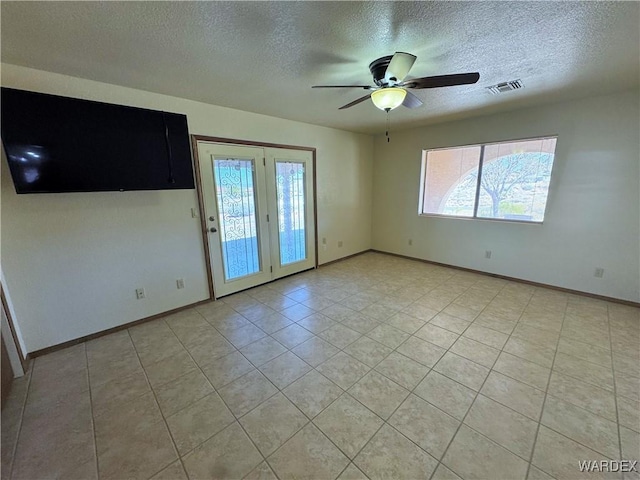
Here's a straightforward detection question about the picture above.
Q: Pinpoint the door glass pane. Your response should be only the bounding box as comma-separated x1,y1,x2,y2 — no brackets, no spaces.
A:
275,161,306,265
213,158,260,280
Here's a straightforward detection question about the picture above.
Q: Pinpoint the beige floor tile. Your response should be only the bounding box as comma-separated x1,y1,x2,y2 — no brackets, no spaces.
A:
542,395,619,458
240,336,287,367
547,372,617,422
512,324,560,349
463,324,509,349
340,313,381,335
94,393,177,480
396,336,446,367
323,304,360,322
259,351,312,389
207,312,251,336
473,314,517,335
465,394,538,459
431,464,463,479
443,425,529,480
240,393,308,456
155,370,215,417
616,371,640,402
561,325,611,350
301,295,336,312
504,336,556,368
267,423,350,480
292,336,340,367
343,336,393,368
450,336,500,368
183,422,262,479
434,352,490,391
532,426,615,480
493,352,551,391
241,303,279,322
361,303,397,322
389,394,460,459
281,303,315,321
415,323,460,349
527,465,555,480
186,334,236,366
88,349,144,387
386,312,426,334
442,303,480,322
402,302,440,322
554,338,600,367
414,371,475,420
354,424,438,480
149,460,188,480
620,426,640,460
314,393,383,458
553,352,614,391
12,393,96,480
480,371,546,420
271,324,315,349
374,351,430,389
319,324,363,349
222,323,267,349
614,353,640,379
244,461,279,480
135,335,186,368
348,371,409,420
166,392,235,456
283,370,343,418
218,370,278,417
617,395,640,432
337,463,369,479
143,349,198,388
366,323,410,349
429,312,471,335
317,352,371,390
296,313,336,334
200,350,255,389
251,310,293,334
91,369,150,417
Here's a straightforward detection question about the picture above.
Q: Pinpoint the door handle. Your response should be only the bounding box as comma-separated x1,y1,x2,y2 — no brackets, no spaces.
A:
209,227,217,233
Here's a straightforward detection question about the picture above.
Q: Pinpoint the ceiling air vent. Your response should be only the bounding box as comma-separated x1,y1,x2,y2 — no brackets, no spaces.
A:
486,79,524,95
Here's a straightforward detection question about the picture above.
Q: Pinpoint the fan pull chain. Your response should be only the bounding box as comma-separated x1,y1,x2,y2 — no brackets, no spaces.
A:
385,110,390,142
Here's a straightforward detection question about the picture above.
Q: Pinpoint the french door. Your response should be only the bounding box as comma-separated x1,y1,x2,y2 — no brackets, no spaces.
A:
196,141,315,297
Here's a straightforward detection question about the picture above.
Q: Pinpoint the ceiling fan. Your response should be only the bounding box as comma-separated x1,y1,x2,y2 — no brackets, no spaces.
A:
312,52,480,111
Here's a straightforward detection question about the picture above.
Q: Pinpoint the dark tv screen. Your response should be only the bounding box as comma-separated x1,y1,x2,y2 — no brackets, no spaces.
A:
1,87,195,193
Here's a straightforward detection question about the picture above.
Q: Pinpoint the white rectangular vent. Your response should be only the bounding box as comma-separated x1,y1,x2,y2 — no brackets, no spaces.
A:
486,79,524,95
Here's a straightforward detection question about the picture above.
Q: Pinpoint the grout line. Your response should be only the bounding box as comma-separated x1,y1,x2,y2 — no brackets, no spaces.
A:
606,304,624,462
522,291,568,480
83,344,101,480
7,360,34,480
124,326,189,480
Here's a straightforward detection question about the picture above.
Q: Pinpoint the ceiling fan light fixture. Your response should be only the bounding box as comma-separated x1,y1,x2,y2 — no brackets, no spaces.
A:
371,87,406,111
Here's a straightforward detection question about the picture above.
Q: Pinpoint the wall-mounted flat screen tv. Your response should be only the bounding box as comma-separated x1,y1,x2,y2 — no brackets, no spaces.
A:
1,87,195,193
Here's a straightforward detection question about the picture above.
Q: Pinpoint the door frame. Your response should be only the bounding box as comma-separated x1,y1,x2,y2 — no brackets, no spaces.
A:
191,135,318,299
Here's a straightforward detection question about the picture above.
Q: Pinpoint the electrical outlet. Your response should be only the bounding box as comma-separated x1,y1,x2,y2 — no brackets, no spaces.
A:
191,208,198,218
594,268,604,278
135,288,146,299
485,250,492,259
408,239,413,246
338,240,343,248
176,278,185,289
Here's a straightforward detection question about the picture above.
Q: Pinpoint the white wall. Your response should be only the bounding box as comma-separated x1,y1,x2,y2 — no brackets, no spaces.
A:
1,64,374,353
372,90,640,303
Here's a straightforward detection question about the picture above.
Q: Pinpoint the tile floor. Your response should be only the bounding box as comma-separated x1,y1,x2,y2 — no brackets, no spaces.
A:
1,252,639,480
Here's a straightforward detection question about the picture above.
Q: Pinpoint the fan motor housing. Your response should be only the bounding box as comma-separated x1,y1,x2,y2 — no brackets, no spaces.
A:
369,55,394,86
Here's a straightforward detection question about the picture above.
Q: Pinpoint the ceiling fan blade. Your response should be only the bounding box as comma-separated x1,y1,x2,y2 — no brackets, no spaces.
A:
338,93,372,110
386,52,417,82
312,85,373,89
402,90,423,109
402,72,480,89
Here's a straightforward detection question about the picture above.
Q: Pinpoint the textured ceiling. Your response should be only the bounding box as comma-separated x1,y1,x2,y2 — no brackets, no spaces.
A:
1,1,639,134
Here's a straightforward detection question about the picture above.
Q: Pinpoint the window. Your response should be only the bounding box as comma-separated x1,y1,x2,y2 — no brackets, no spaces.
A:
419,137,557,222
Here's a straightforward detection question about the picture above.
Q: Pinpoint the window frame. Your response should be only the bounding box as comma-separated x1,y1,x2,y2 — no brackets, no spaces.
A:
418,135,558,224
